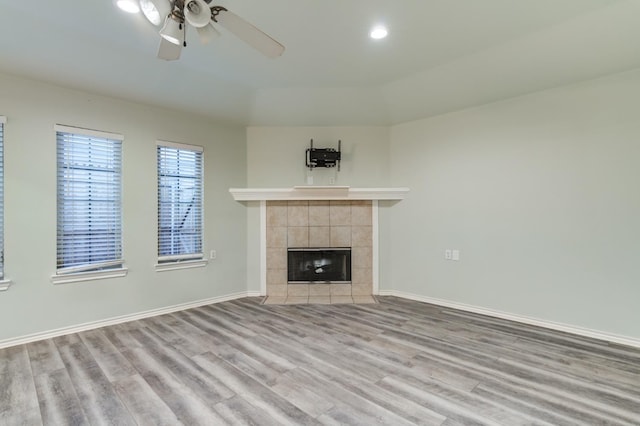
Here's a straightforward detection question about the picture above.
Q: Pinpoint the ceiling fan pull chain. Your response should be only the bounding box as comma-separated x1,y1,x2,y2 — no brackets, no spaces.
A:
182,22,187,47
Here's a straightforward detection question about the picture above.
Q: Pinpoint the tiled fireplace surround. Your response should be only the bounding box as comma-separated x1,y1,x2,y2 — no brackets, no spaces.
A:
265,200,375,304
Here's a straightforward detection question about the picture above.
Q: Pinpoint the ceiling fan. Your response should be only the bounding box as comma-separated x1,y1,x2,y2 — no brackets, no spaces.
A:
116,0,285,61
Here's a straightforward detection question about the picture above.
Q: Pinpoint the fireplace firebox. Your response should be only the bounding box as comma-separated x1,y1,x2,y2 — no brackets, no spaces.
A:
287,248,351,284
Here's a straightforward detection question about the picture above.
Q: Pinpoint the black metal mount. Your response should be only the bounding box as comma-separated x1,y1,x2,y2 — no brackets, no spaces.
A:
306,139,341,171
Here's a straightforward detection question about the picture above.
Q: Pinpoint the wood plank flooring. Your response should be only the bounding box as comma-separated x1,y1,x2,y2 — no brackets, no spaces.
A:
1,296,639,425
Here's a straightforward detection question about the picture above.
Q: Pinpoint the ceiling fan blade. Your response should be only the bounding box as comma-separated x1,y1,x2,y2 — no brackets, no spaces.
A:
157,37,182,61
197,23,221,45
213,9,285,58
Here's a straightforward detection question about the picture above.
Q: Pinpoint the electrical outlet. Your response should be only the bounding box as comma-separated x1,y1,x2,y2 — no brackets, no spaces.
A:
210,250,217,260
329,176,335,185
452,249,460,261
445,249,452,260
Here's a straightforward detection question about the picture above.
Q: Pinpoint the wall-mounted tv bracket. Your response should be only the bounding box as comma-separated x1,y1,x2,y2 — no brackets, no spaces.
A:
306,139,341,171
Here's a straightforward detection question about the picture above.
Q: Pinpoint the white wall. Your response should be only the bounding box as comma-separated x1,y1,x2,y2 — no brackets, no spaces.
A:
389,69,640,340
0,72,247,343
246,127,390,188
4,66,639,344
245,126,391,292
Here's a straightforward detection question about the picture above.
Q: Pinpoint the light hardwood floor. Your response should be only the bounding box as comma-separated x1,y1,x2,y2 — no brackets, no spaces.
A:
1,296,639,425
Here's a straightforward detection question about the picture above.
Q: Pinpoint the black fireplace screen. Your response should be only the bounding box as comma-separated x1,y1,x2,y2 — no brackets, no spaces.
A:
287,248,352,283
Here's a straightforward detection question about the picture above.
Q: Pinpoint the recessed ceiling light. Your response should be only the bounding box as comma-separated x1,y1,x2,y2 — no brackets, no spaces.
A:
115,0,140,14
370,26,388,40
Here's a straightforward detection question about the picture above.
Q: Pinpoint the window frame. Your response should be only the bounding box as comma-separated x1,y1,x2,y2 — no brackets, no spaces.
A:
51,124,127,284
155,140,207,272
0,116,10,291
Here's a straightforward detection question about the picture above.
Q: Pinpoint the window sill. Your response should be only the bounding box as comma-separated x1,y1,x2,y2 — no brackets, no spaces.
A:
155,259,208,272
51,268,128,285
0,279,13,291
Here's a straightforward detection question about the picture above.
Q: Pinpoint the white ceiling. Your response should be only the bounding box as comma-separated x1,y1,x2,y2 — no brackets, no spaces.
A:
1,0,639,125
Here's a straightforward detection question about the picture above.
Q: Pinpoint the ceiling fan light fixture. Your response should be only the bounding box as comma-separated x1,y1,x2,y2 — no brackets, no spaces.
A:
139,0,170,26
160,16,184,45
184,0,212,28
115,0,140,14
158,37,182,61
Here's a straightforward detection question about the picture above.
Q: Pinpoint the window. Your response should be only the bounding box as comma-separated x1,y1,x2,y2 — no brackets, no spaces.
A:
157,142,204,265
55,125,125,279
0,116,5,285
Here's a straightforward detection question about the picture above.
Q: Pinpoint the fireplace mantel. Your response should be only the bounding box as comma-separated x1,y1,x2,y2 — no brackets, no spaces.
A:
229,186,409,201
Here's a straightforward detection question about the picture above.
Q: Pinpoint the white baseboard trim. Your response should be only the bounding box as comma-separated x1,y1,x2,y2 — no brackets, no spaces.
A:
5,290,637,350
378,290,640,349
0,291,255,350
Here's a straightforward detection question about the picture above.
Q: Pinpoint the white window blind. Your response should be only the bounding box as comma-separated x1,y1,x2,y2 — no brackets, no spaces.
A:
56,125,123,274
0,117,5,279
157,142,203,262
